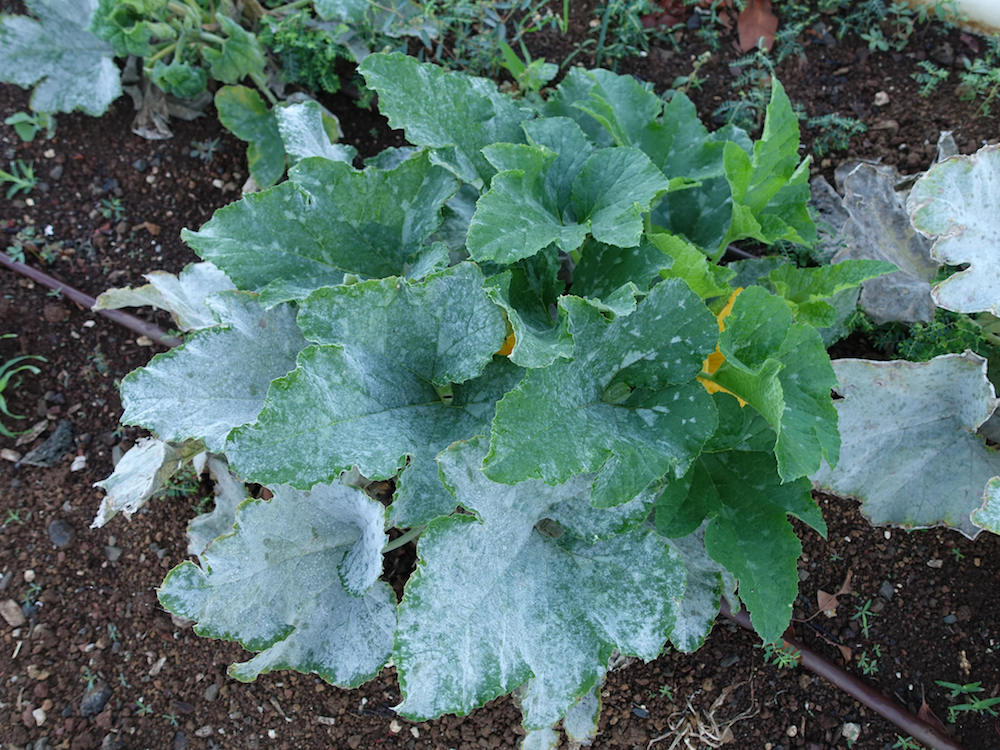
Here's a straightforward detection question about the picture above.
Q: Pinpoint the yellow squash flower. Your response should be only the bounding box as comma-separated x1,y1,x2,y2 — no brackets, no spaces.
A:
697,287,746,406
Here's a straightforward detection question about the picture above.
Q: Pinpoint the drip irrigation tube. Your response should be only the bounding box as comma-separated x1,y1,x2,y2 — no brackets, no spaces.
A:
719,599,967,750
0,254,181,348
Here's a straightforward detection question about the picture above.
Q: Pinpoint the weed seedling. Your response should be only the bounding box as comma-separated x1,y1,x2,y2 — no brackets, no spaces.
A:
657,684,674,701
81,665,98,690
2,509,24,527
99,197,125,221
118,671,131,688
4,110,55,142
912,60,949,97
851,598,879,638
0,160,38,198
950,547,965,562
856,646,881,677
163,711,179,727
892,736,922,749
759,642,800,669
135,697,153,716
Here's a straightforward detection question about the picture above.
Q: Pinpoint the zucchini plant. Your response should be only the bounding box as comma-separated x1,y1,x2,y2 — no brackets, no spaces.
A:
92,53,895,747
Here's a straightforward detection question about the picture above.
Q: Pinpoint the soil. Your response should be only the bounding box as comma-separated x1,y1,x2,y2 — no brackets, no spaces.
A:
3,3,1000,749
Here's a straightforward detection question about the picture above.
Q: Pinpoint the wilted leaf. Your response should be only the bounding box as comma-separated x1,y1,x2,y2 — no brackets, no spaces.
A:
908,144,1000,316
737,0,777,51
812,353,1000,538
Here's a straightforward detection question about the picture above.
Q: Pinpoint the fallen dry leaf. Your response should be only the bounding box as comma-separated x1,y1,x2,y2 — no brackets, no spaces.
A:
918,687,949,733
813,569,854,619
737,0,778,51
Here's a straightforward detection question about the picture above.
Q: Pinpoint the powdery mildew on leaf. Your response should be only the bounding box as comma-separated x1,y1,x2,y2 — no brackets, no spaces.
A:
274,99,356,166
186,455,248,557
92,438,199,528
832,162,938,323
94,261,236,332
0,0,121,115
120,293,306,453
972,477,1000,534
485,278,718,507
394,438,684,730
359,51,531,186
907,144,1000,315
183,151,458,304
158,482,394,687
812,353,1000,539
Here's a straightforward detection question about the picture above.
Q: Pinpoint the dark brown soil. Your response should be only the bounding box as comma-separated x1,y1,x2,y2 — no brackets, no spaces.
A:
3,3,1000,749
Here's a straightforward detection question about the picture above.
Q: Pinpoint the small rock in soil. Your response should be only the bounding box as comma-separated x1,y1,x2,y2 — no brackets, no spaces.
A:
720,654,740,667
172,731,188,750
47,519,74,548
879,580,895,600
101,733,125,750
132,158,148,172
104,545,122,562
80,684,112,717
20,420,74,468
32,707,46,725
49,165,63,180
203,683,219,701
943,613,958,624
195,726,213,738
0,598,27,627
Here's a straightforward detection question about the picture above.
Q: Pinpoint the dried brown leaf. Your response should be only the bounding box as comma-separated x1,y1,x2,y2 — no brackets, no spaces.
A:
737,0,778,52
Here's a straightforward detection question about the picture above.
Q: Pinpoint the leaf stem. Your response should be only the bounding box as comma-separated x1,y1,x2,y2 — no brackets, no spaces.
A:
145,42,177,66
382,526,425,553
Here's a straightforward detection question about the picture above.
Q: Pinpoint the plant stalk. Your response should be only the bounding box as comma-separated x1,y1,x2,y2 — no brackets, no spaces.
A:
0,255,182,348
719,599,967,750
382,525,424,553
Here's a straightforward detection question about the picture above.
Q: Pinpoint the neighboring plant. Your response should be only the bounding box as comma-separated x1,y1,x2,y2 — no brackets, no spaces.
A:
4,110,56,141
806,113,867,157
0,334,45,438
935,679,1000,723
912,60,949,98
93,53,894,747
258,8,352,95
759,642,800,669
0,160,38,199
958,41,1000,117
497,40,558,98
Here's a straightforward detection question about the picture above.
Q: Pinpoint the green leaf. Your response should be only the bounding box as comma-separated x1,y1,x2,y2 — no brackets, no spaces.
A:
569,68,663,148
721,80,816,252
120,293,306,452
907,144,1000,315
150,59,207,99
709,286,839,481
214,85,285,188
313,0,369,22
297,263,507,387
812,353,1000,539
89,0,161,56
394,438,684,729
485,268,573,369
359,52,531,186
571,238,669,300
228,268,515,526
183,151,458,304
201,13,266,85
485,278,718,507
0,0,121,115
158,482,395,687
648,232,735,300
274,100,356,165
703,466,802,644
766,259,896,326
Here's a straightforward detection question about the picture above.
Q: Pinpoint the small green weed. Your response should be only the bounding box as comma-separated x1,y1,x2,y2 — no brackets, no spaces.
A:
856,644,882,676
99,197,125,221
657,684,674,700
81,665,98,690
912,60,949,97
958,40,1000,116
4,110,55,142
759,642,800,669
0,335,46,438
135,697,153,716
807,113,867,157
851,598,879,638
3,509,25,527
497,40,557,97
891,736,922,750
950,547,965,562
260,9,350,95
0,160,38,198
163,711,180,727
189,137,221,163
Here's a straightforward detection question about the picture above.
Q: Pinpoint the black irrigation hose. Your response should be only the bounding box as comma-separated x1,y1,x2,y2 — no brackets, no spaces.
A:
719,599,967,750
0,254,181,348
